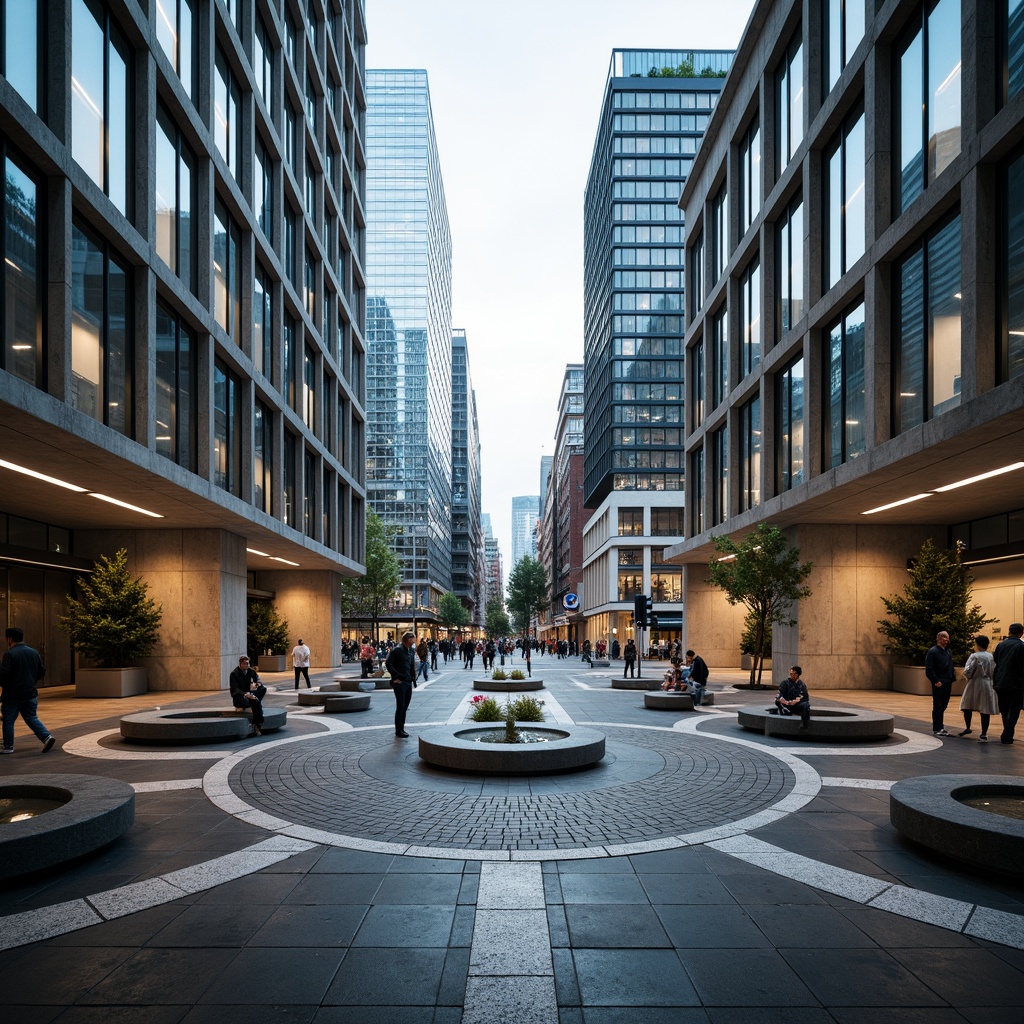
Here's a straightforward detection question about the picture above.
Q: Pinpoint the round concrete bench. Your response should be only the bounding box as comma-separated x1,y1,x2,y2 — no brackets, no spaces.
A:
611,678,659,690
333,676,390,690
644,692,696,711
473,679,544,691
324,695,371,713
737,706,894,740
0,774,135,881
120,706,287,743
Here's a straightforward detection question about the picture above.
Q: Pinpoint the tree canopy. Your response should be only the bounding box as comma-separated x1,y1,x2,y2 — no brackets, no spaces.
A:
339,511,402,639
707,523,812,686
485,599,512,639
506,556,549,638
878,538,994,666
437,591,470,633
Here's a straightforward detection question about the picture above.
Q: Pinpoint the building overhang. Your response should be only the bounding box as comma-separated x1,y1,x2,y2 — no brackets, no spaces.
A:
0,392,363,576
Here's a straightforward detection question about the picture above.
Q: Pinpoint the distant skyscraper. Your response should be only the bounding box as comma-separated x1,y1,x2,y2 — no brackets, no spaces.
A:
366,69,453,622
539,456,553,511
511,495,540,568
482,515,504,611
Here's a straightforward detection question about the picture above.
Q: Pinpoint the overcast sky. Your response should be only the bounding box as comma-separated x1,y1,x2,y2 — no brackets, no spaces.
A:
364,0,755,572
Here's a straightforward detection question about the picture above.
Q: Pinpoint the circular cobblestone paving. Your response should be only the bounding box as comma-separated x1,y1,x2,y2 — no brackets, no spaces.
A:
231,725,796,851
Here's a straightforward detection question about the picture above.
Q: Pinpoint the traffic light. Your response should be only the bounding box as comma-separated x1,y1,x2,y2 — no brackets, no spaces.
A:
633,593,647,628
645,596,653,629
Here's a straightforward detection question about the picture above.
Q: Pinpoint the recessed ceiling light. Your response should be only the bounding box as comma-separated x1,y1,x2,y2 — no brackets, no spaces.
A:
0,459,88,492
246,547,270,557
862,493,933,515
89,493,164,518
270,556,300,566
934,462,1024,492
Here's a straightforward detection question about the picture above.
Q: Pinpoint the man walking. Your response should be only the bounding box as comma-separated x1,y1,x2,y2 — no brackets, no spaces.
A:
1,627,55,754
386,632,416,738
994,623,1024,744
292,638,312,689
925,630,956,737
416,637,430,682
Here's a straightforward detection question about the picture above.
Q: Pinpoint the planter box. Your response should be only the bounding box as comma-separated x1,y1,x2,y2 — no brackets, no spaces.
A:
258,655,288,672
892,664,965,696
740,655,772,671
75,667,148,698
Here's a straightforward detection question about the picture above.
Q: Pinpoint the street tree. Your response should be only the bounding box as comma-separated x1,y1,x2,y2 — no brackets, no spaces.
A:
707,522,813,687
437,591,470,636
485,599,512,639
339,511,402,641
506,556,549,648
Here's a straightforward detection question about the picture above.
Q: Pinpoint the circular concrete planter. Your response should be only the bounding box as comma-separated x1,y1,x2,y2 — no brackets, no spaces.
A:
737,706,894,740
644,692,696,711
418,724,605,774
892,664,965,696
0,774,135,881
324,695,371,713
890,774,1024,876
120,706,287,742
473,679,544,691
611,678,658,690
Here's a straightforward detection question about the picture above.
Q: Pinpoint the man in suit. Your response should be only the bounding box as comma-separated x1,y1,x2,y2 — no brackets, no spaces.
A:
386,632,416,738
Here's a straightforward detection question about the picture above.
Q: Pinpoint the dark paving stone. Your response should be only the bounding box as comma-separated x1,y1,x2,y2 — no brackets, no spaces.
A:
553,946,581,1005
323,947,447,1005
437,947,469,1006
627,849,713,873
556,859,637,873
247,904,369,947
148,902,276,947
181,1008,315,1024
79,948,238,1004
889,948,1024,1006
0,1008,61,1024
745,905,879,948
548,905,570,947
582,1011,709,1024
565,904,671,948
198,947,343,1005
352,905,456,947
388,858,468,873
957,1009,1024,1024
706,1011,833,1024
312,1009,435,1024
191,873,301,906
0,946,133,1004
837,907,976,948
829,1010,973,1024
573,948,699,1006
558,874,649,905
373,873,463,905
544,872,563,904
49,903,188,948
449,905,474,948
431,1010,463,1024
50,1009,188,1024
309,849,396,873
655,905,770,949
684,948,818,1007
780,948,947,1007
284,874,385,905
638,873,737,905
718,871,827,905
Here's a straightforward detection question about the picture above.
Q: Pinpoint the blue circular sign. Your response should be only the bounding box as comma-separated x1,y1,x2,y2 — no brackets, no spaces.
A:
563,593,579,610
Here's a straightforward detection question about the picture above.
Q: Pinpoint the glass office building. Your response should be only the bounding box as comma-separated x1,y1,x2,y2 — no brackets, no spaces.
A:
366,70,453,617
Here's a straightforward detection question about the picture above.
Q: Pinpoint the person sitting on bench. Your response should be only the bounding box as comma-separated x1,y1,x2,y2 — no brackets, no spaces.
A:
775,665,810,730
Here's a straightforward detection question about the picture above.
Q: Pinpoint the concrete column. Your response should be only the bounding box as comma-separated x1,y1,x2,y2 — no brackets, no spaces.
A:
75,528,248,691
268,569,342,668
680,563,746,669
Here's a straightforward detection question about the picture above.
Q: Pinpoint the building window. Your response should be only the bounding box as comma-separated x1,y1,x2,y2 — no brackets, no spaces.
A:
154,303,195,471
213,359,240,496
254,139,273,243
214,48,240,179
254,14,272,110
253,264,272,378
304,448,315,538
283,430,296,527
740,395,762,512
70,222,130,434
777,193,804,339
776,29,804,175
825,106,865,290
617,571,644,602
1004,151,1024,380
284,104,297,174
712,304,729,407
740,258,761,377
896,0,961,212
739,115,761,235
691,336,705,428
712,183,728,282
303,345,316,432
156,0,192,98
2,152,42,386
690,447,704,536
254,400,273,515
777,356,805,492
651,571,681,603
72,0,130,216
618,547,642,566
712,425,728,526
689,229,704,317
305,248,317,320
896,214,961,431
824,0,865,95
284,314,296,410
2,0,41,111
826,301,866,467
213,201,240,344
155,106,195,291
650,507,683,535
284,206,296,285
618,507,644,536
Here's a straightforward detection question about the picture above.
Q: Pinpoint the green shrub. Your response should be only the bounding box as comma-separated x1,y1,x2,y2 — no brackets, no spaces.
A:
509,669,525,680
469,697,503,722
491,669,507,680
508,696,545,722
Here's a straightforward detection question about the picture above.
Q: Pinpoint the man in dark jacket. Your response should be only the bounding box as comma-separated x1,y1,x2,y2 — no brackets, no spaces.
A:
229,656,267,735
386,632,416,738
775,665,811,730
685,649,710,706
994,623,1024,744
1,627,54,754
925,630,956,737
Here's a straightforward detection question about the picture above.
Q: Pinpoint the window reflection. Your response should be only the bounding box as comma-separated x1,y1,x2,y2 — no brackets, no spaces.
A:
3,153,41,386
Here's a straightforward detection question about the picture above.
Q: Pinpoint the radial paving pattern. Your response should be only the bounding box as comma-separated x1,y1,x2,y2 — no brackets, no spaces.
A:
232,726,795,850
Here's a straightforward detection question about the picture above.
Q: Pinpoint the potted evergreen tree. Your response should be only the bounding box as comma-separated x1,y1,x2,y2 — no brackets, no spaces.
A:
878,538,994,694
60,548,163,697
247,601,290,671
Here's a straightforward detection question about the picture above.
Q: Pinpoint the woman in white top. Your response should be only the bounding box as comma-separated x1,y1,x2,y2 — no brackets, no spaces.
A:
959,634,998,740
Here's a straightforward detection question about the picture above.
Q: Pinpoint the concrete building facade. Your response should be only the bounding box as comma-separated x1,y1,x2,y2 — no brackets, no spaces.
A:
672,0,1024,686
0,0,368,688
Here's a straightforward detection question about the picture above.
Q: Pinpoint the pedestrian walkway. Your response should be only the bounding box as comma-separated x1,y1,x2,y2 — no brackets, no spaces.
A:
1,657,1023,1020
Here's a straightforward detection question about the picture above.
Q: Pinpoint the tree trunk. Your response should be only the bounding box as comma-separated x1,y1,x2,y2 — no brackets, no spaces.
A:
753,616,766,688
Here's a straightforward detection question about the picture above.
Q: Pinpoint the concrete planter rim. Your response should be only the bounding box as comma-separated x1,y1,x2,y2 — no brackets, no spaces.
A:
473,679,544,691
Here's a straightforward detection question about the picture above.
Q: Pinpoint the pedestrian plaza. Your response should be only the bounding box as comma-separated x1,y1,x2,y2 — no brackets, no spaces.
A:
1,656,1023,1021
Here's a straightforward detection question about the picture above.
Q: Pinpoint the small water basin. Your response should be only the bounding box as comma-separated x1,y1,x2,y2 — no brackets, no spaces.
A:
462,727,569,745
958,794,1024,821
0,796,68,825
